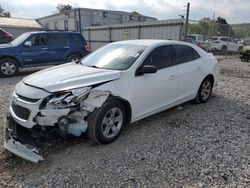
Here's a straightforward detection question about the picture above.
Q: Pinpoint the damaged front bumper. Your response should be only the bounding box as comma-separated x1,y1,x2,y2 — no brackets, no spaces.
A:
4,115,43,163
4,89,110,163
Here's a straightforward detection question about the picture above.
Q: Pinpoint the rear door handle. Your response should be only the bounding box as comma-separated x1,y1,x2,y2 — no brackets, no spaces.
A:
41,47,48,50
64,46,70,49
169,75,176,80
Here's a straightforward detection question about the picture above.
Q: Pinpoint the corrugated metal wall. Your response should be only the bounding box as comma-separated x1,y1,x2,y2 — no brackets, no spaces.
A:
83,19,184,51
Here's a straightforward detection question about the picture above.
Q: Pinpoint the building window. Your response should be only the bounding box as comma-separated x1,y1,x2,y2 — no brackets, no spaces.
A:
64,20,68,31
54,22,58,30
45,23,49,29
129,15,134,20
103,12,107,18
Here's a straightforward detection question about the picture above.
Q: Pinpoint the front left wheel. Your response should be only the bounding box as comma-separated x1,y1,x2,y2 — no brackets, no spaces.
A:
87,100,126,144
0,58,19,77
66,55,81,62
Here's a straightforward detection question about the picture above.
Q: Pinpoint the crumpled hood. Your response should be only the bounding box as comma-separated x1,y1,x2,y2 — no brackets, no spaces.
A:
23,63,122,92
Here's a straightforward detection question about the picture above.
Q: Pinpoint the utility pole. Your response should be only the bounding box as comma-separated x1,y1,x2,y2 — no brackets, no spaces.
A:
184,2,190,40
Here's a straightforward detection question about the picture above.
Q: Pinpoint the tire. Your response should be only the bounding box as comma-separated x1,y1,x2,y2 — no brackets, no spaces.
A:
0,58,19,77
221,46,227,54
87,100,126,144
194,77,213,104
66,55,81,63
238,47,243,53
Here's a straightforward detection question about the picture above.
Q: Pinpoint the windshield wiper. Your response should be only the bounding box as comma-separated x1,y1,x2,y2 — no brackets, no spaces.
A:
74,59,82,64
88,65,100,69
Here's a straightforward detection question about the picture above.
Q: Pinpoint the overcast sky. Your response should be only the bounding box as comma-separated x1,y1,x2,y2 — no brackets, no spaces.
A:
0,0,249,24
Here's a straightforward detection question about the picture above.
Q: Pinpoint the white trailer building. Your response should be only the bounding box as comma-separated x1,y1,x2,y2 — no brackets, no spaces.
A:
37,8,156,33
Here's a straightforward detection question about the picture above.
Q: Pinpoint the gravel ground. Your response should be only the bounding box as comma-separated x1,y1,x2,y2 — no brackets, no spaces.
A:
0,57,249,187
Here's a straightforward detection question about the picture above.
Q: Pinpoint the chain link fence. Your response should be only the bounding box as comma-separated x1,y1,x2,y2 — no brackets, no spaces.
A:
185,19,250,58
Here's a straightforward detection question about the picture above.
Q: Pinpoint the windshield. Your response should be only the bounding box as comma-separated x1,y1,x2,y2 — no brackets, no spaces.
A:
10,33,31,46
81,44,147,70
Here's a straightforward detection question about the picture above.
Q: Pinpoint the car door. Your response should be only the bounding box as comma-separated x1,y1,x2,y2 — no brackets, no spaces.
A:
20,34,52,66
132,45,178,119
47,33,70,64
173,45,203,101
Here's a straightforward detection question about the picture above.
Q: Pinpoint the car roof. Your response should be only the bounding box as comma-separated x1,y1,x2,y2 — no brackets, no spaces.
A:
111,39,188,47
24,31,81,35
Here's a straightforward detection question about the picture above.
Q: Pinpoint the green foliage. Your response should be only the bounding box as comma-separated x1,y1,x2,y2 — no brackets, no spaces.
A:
231,24,250,38
130,11,141,15
188,17,235,37
0,5,10,17
56,4,73,13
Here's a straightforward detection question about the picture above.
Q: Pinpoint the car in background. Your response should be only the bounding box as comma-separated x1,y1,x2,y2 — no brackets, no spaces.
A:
4,40,219,163
187,34,206,44
208,36,243,53
186,34,210,52
0,31,90,77
0,28,13,44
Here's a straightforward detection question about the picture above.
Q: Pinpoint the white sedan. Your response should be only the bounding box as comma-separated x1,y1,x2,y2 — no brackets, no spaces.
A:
4,40,219,163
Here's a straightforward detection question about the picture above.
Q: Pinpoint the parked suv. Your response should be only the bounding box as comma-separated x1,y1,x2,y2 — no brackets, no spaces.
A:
0,31,90,77
0,28,13,44
208,36,243,53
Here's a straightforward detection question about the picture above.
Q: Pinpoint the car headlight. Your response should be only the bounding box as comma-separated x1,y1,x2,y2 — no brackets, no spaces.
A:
42,87,91,110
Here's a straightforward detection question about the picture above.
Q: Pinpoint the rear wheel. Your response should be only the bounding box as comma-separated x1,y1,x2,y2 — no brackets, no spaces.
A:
221,46,227,54
195,77,213,103
238,47,243,53
0,58,19,77
66,55,81,62
87,100,126,144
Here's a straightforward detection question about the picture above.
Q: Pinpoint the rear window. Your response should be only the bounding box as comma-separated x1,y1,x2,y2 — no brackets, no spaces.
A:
187,35,196,40
71,34,86,44
173,45,200,64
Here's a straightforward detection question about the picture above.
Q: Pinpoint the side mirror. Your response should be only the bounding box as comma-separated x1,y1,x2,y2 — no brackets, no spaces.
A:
136,65,157,76
24,41,32,47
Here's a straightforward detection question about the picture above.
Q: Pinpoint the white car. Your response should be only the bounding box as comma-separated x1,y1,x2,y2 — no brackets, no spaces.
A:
208,36,243,53
4,40,219,163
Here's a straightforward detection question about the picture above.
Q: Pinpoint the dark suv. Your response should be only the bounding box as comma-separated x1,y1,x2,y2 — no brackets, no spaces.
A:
0,31,90,77
0,28,13,44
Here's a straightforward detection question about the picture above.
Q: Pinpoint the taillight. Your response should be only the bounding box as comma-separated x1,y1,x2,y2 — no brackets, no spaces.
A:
85,44,90,52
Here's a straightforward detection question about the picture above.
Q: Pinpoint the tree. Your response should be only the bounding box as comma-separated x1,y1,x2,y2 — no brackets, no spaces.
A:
130,11,141,15
56,4,73,13
0,5,11,17
216,17,234,36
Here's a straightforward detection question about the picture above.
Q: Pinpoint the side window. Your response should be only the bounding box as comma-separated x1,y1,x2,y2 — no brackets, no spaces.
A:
28,34,50,46
221,38,228,42
173,45,198,64
143,45,173,69
50,34,67,45
37,34,50,45
193,49,200,60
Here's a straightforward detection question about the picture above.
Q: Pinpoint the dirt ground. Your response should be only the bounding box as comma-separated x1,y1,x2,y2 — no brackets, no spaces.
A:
0,56,249,187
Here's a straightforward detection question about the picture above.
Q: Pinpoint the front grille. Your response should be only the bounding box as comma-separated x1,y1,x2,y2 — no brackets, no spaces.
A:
11,102,30,120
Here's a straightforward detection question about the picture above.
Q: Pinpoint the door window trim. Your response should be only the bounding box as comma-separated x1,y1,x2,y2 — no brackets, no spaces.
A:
136,45,175,74
172,44,200,65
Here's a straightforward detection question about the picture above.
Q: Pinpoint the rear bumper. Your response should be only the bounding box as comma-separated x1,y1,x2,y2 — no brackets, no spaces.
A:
4,114,43,163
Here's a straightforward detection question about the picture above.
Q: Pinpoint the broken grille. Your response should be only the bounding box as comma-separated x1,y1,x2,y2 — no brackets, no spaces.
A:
11,103,30,120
